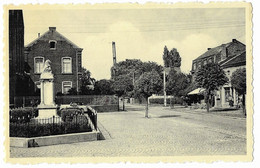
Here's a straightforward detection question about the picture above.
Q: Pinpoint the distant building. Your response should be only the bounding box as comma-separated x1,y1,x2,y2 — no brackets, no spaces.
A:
24,27,83,95
190,39,246,107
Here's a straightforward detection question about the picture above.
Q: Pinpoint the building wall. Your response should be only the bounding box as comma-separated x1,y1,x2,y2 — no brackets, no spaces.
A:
9,10,24,105
25,35,82,95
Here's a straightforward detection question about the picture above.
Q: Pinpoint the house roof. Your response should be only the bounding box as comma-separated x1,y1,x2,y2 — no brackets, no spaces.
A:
25,27,81,49
220,51,246,68
194,42,232,61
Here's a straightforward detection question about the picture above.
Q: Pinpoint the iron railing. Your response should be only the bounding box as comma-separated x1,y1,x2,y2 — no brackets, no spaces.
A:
9,115,92,138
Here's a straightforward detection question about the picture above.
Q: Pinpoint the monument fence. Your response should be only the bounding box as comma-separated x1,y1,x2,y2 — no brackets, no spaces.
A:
9,115,92,138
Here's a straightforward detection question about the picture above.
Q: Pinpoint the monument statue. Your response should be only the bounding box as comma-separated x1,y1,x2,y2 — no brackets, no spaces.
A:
43,59,52,73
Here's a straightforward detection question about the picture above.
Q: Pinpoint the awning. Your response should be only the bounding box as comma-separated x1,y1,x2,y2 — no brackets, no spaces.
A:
187,88,205,95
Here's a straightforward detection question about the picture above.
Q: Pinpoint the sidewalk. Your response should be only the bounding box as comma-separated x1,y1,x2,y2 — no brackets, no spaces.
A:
126,103,246,118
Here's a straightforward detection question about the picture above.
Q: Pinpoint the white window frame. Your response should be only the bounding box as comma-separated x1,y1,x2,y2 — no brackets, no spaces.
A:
49,40,57,50
193,62,196,70
62,81,72,94
34,56,45,74
61,57,72,74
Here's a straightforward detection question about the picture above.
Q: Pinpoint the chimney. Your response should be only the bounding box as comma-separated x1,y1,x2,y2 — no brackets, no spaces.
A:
207,48,211,50
38,33,40,37
49,27,56,31
112,41,117,66
232,39,237,43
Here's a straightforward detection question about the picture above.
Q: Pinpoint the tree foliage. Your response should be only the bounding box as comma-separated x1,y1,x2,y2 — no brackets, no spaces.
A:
79,67,96,95
134,70,163,117
134,70,163,99
231,68,246,115
111,59,163,82
195,62,228,112
163,46,181,68
94,79,115,95
231,68,246,95
166,69,190,97
112,74,133,97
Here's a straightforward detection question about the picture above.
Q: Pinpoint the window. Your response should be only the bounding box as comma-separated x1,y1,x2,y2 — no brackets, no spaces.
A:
62,57,72,73
193,63,196,70
34,57,44,73
198,62,201,69
62,81,72,94
203,60,207,66
227,70,230,76
49,40,57,50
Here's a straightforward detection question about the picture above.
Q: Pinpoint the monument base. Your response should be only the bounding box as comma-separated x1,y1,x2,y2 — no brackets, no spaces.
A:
36,104,61,123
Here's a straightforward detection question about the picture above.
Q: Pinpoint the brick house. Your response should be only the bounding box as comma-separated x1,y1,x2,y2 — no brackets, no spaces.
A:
24,27,83,95
190,39,246,107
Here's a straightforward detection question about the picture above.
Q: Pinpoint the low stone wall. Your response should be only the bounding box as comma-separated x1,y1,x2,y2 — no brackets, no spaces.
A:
10,131,98,148
90,104,118,112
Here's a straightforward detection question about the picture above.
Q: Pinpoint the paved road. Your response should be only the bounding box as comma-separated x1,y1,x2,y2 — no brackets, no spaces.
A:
10,105,246,157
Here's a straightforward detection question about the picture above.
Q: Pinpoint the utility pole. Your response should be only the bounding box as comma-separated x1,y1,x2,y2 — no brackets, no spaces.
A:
164,67,170,107
163,69,167,107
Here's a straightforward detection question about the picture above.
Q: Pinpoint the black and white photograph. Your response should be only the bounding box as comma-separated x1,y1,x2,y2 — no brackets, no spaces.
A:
2,0,255,165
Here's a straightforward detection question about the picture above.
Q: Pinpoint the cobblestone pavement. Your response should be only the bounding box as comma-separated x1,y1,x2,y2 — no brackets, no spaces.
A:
10,105,246,157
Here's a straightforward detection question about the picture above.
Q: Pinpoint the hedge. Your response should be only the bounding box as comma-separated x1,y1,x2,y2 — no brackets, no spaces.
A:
9,115,92,138
149,97,184,105
9,107,38,123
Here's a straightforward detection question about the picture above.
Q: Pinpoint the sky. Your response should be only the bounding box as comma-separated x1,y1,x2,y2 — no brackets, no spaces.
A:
22,6,245,80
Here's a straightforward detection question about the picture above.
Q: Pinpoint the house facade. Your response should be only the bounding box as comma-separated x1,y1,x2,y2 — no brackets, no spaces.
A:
190,39,246,108
24,27,83,95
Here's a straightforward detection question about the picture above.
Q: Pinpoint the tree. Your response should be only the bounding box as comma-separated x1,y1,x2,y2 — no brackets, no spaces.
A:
231,68,246,115
112,75,133,111
80,67,96,95
68,88,78,95
163,46,170,67
163,46,181,68
111,59,163,82
166,69,190,97
134,70,163,117
94,79,114,95
195,63,228,112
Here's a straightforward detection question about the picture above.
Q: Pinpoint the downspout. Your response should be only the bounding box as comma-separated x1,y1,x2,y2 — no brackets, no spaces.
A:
76,49,79,94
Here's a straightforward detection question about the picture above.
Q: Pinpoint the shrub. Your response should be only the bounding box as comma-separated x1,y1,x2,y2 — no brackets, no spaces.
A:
9,107,38,123
58,108,85,122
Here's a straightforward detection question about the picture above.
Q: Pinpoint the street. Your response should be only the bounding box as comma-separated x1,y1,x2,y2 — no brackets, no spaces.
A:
10,104,246,157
